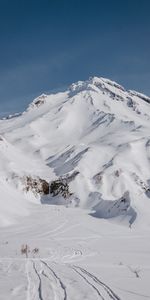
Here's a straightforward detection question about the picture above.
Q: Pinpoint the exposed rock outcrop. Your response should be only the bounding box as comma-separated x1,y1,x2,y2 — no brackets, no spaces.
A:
49,179,72,199
23,176,49,195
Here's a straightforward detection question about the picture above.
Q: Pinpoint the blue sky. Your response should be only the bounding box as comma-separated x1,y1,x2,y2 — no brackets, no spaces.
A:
0,0,150,116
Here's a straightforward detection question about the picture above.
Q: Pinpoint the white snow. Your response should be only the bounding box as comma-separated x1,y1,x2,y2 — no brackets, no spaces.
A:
0,76,150,299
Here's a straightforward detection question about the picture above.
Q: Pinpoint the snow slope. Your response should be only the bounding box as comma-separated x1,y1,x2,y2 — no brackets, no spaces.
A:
0,76,150,299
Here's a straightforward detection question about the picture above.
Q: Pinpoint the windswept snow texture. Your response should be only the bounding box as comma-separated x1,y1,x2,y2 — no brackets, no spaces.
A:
0,76,150,299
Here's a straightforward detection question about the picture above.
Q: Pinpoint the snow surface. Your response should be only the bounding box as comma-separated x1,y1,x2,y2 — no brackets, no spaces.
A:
0,76,150,299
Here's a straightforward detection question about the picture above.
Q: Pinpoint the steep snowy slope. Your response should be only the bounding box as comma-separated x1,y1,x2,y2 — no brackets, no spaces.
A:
0,76,150,227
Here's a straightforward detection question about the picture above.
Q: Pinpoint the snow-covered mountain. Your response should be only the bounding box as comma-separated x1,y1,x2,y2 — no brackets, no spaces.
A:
0,76,150,300
0,76,150,227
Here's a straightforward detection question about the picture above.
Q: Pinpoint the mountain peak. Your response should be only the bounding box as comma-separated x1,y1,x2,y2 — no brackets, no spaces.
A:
68,76,127,97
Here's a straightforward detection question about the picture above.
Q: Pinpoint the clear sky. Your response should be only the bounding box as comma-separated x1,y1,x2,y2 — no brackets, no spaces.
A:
0,0,150,116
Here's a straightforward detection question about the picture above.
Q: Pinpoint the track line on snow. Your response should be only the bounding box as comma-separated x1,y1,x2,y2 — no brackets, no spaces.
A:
32,261,44,300
51,223,81,238
74,266,122,300
71,265,105,299
40,270,57,300
38,220,68,238
41,260,67,300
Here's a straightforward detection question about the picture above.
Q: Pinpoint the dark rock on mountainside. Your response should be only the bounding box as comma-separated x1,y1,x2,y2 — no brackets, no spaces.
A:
24,176,49,195
49,179,72,199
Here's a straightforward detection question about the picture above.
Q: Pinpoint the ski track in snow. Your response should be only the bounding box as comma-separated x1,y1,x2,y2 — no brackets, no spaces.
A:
71,265,105,300
41,260,67,300
0,205,150,300
25,259,123,300
72,266,122,300
26,259,67,300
